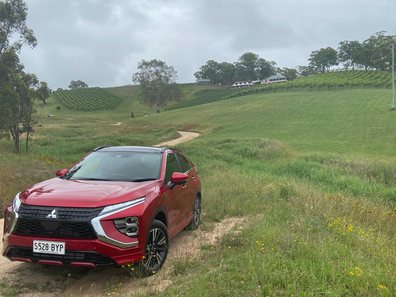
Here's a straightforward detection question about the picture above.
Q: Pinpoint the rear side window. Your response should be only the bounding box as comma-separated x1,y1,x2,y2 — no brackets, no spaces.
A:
164,153,180,184
176,154,192,173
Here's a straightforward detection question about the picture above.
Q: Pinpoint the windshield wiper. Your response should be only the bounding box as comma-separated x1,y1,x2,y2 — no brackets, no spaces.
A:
130,178,157,182
74,178,114,181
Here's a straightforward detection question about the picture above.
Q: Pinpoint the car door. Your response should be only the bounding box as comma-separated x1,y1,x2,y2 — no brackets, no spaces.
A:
175,153,196,219
162,152,184,233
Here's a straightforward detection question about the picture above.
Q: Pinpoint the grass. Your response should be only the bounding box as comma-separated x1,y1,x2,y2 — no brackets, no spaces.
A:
2,87,396,295
128,88,396,159
149,158,396,296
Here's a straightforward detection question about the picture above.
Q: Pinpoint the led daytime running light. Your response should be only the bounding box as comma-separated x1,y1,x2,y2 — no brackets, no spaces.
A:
99,197,145,216
13,193,21,214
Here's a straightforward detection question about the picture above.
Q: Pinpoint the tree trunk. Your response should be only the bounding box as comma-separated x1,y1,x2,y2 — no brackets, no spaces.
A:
157,102,160,113
13,131,19,153
26,128,30,153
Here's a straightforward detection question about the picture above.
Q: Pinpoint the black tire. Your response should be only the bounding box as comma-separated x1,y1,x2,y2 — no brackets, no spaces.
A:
138,220,169,276
186,194,201,230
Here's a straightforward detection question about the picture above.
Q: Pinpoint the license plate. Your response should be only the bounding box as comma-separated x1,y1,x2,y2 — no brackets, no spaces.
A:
33,240,65,255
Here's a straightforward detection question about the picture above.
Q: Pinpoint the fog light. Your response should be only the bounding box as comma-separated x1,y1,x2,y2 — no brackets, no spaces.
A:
113,216,139,237
126,217,138,224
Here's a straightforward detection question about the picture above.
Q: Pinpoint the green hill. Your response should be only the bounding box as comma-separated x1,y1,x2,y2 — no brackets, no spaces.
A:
226,70,393,100
2,83,396,296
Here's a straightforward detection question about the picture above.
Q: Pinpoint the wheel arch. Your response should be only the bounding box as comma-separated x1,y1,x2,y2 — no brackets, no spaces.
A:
150,206,168,228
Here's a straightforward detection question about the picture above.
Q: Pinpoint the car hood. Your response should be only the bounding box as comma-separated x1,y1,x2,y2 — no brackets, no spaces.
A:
19,178,157,208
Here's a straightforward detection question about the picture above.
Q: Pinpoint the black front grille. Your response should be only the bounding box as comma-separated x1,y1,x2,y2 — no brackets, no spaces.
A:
5,246,115,267
14,204,103,239
13,220,97,239
18,204,103,220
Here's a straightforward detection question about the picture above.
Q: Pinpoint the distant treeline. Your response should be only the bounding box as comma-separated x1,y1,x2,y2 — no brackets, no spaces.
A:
194,31,396,85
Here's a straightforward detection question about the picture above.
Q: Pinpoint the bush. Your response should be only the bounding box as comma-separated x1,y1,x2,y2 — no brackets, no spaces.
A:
131,112,134,118
56,106,61,110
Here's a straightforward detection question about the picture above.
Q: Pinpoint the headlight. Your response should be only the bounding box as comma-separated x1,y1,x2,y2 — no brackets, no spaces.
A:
12,193,21,215
98,197,145,216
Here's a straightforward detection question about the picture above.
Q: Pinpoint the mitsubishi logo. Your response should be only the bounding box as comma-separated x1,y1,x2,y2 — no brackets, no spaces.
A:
46,209,57,219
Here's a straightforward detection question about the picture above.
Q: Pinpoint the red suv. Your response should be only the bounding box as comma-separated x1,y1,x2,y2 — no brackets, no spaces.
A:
2,146,201,275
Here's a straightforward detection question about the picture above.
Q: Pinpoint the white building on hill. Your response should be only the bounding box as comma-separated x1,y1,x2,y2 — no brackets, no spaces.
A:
261,74,287,85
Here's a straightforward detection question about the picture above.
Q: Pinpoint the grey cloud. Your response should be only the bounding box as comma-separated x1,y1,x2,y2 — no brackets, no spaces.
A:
18,0,396,88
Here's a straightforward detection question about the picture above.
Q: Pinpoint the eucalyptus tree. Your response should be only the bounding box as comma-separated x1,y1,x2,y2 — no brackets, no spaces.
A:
309,47,339,73
0,0,46,153
361,31,396,71
132,59,183,113
338,40,362,70
68,80,88,89
194,60,219,84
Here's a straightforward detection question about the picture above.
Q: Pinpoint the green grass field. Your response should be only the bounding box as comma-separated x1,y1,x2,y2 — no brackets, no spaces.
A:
1,83,396,296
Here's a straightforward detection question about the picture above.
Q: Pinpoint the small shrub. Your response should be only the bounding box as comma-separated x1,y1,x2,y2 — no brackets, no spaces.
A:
131,112,134,118
56,106,61,110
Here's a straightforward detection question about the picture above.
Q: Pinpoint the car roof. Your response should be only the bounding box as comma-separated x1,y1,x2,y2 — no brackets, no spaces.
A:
93,146,181,154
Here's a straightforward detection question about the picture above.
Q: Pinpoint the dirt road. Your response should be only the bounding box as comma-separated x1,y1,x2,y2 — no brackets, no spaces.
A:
154,131,200,147
0,217,246,296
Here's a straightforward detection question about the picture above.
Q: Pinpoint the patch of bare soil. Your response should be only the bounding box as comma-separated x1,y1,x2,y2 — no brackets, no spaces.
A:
0,218,246,296
110,122,122,126
154,131,200,147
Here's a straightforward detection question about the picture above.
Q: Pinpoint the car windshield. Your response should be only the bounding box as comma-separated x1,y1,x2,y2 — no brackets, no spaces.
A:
63,151,162,182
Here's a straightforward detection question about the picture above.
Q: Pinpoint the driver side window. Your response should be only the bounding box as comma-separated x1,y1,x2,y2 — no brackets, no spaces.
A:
164,153,180,184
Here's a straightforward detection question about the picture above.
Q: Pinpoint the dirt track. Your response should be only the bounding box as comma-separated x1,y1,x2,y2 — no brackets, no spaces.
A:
154,131,200,147
0,217,246,296
0,130,239,296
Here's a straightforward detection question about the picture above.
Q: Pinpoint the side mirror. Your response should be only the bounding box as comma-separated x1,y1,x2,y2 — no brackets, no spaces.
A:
169,172,188,190
56,169,68,177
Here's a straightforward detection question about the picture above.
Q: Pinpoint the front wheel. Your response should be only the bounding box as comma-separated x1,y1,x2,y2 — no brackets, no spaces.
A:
138,220,169,276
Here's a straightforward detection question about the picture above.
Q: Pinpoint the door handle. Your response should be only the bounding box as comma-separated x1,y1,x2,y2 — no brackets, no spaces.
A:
182,185,187,189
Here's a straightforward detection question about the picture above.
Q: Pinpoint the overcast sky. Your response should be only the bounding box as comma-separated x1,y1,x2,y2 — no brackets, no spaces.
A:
16,0,396,89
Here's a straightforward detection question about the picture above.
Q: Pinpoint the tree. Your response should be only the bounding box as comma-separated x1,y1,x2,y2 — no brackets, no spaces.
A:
68,80,88,89
38,81,50,104
0,0,44,153
0,64,43,153
132,59,183,113
338,40,362,70
235,52,260,81
278,67,298,81
0,0,37,54
308,47,338,73
217,62,236,86
360,31,396,71
194,60,219,84
234,53,277,81
296,65,317,77
257,58,277,80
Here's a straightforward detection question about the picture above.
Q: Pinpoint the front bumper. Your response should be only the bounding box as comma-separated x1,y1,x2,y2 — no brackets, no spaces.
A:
3,234,145,267
2,197,149,267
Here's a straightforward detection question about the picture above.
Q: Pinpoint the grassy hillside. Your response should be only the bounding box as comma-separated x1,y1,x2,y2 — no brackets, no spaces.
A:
226,70,393,100
2,87,396,295
133,88,396,159
36,84,224,120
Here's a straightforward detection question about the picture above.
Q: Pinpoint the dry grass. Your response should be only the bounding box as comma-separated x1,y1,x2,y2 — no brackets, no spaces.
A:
0,154,69,216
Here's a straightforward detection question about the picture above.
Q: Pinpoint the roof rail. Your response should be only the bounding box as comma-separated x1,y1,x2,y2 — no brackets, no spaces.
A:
164,147,181,153
93,146,110,152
